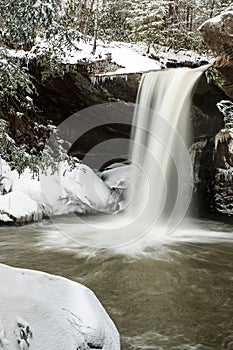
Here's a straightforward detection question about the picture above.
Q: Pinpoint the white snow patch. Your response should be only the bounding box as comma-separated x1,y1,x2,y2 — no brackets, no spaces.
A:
101,164,131,189
149,46,211,68
0,191,42,223
102,47,161,75
199,10,233,31
0,263,120,350
61,39,161,74
0,213,12,223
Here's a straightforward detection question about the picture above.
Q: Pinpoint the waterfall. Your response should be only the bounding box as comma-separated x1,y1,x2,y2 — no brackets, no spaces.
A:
127,66,208,235
45,66,209,249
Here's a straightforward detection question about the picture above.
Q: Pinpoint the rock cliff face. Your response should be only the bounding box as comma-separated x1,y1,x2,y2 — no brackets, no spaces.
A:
33,59,229,216
199,11,233,100
212,102,233,215
30,61,139,163
199,10,233,216
24,28,233,217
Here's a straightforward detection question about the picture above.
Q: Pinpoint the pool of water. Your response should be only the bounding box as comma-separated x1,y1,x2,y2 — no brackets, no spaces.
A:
0,218,233,350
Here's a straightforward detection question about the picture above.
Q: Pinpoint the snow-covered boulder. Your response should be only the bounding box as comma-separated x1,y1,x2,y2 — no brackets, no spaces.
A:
12,162,119,216
100,164,131,211
0,191,42,224
199,10,233,57
0,264,120,350
0,158,121,223
199,10,233,99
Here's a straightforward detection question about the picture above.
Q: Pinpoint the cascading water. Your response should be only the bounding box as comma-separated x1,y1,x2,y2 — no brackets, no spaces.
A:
127,66,209,235
40,65,210,249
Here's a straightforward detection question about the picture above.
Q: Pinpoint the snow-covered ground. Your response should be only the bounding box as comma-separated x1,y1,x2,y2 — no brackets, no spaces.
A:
5,35,210,78
6,36,161,75
0,263,120,350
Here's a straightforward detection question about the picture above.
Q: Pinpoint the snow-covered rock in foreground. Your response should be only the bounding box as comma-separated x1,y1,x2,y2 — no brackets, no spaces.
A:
0,191,42,224
0,264,120,350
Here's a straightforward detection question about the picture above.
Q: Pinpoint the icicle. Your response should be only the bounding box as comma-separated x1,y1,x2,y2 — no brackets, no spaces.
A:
215,168,233,181
90,76,97,85
215,129,230,150
217,100,233,128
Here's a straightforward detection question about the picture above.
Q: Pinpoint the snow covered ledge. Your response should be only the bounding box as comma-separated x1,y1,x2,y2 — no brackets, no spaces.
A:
0,264,120,350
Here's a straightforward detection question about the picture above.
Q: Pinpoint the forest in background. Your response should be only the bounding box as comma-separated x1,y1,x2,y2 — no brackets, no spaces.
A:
75,0,231,51
0,0,231,174
1,1,231,53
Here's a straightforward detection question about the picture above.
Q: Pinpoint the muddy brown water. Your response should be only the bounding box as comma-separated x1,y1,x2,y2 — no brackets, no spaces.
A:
0,218,233,350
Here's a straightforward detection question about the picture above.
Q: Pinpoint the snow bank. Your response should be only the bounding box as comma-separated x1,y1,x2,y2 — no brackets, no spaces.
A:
0,159,120,223
101,164,131,189
0,264,120,350
0,191,42,224
60,39,161,74
100,164,140,211
38,162,119,215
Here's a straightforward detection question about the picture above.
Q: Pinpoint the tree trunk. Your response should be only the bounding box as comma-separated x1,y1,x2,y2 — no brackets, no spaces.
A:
189,6,193,31
92,0,99,55
83,0,95,35
186,5,190,29
210,0,215,18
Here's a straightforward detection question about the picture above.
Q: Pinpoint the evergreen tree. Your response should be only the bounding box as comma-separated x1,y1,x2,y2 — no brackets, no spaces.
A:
0,0,84,120
127,0,167,50
0,0,83,173
0,0,63,50
62,0,95,35
99,0,130,42
125,0,231,51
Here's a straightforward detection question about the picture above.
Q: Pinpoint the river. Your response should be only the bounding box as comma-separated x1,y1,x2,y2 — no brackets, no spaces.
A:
0,217,233,350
